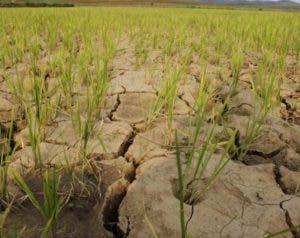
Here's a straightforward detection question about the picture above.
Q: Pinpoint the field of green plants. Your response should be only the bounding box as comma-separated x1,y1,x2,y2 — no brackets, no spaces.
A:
0,7,299,238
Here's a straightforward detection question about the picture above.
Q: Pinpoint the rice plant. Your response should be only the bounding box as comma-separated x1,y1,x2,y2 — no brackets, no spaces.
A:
134,38,148,66
0,152,14,206
13,168,67,237
71,37,114,162
175,124,237,235
0,204,11,237
147,65,182,132
231,46,244,92
0,117,17,206
231,64,281,161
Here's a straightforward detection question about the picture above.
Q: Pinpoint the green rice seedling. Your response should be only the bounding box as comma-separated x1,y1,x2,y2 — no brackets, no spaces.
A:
254,69,280,115
0,150,17,206
94,45,112,111
42,169,65,237
166,69,182,130
162,31,175,60
7,71,26,109
76,92,103,163
72,37,113,162
185,68,236,181
0,157,8,206
231,46,243,94
29,37,41,77
277,40,289,71
173,69,238,234
47,95,62,124
151,31,159,50
215,33,225,53
0,203,11,237
183,69,215,177
13,61,57,168
147,66,182,131
172,64,242,230
1,116,18,205
13,168,66,237
71,99,91,164
60,55,75,109
81,99,94,163
71,100,83,139
175,124,237,235
32,76,45,124
0,39,8,68
25,75,48,169
188,129,237,202
47,28,58,53
72,98,101,163
62,30,75,54
182,110,237,202
78,48,93,82
6,35,23,65
231,65,281,161
134,39,148,66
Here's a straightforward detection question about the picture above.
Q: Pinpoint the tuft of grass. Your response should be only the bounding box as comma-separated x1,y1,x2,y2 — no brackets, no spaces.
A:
134,39,148,66
147,66,182,132
13,168,67,237
232,63,281,161
231,46,243,92
174,69,239,235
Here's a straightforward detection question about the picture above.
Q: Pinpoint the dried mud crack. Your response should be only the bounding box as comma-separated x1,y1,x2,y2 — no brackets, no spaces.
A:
178,94,193,110
274,166,288,194
117,129,137,158
109,94,121,121
275,167,300,237
102,127,138,238
102,185,128,238
246,147,284,160
281,97,293,111
280,199,300,238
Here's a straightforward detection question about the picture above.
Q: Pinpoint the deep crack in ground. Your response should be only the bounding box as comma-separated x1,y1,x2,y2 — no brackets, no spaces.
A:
103,126,138,238
280,199,300,238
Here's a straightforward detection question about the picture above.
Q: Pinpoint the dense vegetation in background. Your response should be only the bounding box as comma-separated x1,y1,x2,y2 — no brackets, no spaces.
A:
0,0,73,7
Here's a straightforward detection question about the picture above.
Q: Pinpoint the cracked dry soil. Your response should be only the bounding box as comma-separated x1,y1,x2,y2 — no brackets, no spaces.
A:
0,37,300,238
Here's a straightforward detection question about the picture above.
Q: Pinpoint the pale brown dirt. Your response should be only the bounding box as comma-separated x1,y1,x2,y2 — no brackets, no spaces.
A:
0,36,300,237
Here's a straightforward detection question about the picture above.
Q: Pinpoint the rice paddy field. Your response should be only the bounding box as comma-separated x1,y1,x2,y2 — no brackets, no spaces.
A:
0,6,300,238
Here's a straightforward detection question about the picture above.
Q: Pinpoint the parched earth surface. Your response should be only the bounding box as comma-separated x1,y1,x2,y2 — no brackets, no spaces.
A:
0,37,300,238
